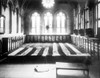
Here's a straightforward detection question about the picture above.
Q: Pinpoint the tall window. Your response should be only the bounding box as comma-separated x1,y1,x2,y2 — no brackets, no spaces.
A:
44,12,53,34
98,1,100,27
56,12,66,34
12,12,17,34
85,8,89,28
32,12,40,35
0,15,5,34
95,0,100,35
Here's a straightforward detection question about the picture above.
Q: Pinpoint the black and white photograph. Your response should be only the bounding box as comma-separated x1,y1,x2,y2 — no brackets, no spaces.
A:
0,0,100,78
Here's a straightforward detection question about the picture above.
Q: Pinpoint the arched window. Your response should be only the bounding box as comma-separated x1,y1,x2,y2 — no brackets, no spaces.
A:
56,12,66,34
32,12,40,34
44,12,53,34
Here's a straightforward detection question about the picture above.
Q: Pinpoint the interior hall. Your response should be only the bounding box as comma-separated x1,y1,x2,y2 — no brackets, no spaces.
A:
0,0,100,78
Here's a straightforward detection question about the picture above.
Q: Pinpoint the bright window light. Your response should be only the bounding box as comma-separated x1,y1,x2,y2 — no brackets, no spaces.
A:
12,13,17,34
57,12,66,34
96,6,97,19
98,4,100,18
98,21,100,27
96,21,98,35
44,12,53,34
0,16,4,33
32,12,40,34
0,17,4,28
57,16,60,34
18,17,21,33
42,0,55,8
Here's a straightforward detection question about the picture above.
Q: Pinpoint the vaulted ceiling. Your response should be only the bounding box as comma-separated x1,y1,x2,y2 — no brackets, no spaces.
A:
17,0,95,11
1,0,95,14
1,0,95,9
17,0,93,9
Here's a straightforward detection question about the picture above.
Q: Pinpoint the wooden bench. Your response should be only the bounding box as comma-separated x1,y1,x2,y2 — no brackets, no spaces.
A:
56,62,89,77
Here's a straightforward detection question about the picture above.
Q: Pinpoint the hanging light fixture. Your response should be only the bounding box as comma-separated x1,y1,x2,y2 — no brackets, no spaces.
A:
42,0,55,8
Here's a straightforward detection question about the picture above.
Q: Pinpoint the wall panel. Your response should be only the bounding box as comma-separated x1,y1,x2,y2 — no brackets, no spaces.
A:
25,35,71,43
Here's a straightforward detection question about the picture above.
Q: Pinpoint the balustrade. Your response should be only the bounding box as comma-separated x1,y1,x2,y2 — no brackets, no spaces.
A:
71,34,100,60
2,35,25,55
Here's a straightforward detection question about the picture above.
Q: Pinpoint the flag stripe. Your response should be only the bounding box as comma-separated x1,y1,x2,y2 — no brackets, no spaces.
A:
48,45,53,56
57,44,66,56
19,48,33,56
59,43,71,56
37,48,45,56
16,48,28,56
31,47,42,56
26,47,36,56
64,44,76,54
53,43,60,56
65,43,81,54
42,47,49,56
9,47,24,56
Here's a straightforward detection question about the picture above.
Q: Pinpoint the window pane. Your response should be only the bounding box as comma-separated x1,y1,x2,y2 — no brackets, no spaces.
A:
0,16,4,33
49,28,52,34
0,17,4,27
31,12,40,34
44,12,53,34
57,16,60,28
49,15,53,28
96,5,98,19
57,28,60,34
81,14,84,29
98,20,100,27
61,28,65,33
32,17,35,27
95,21,98,35
87,23,89,28
12,13,17,34
61,19,65,28
36,16,40,34
57,12,66,34
79,14,80,24
98,4,100,18
87,10,89,21
31,28,35,33
76,15,78,29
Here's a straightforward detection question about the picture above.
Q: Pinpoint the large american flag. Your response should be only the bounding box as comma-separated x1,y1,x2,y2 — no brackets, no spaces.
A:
9,43,90,57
